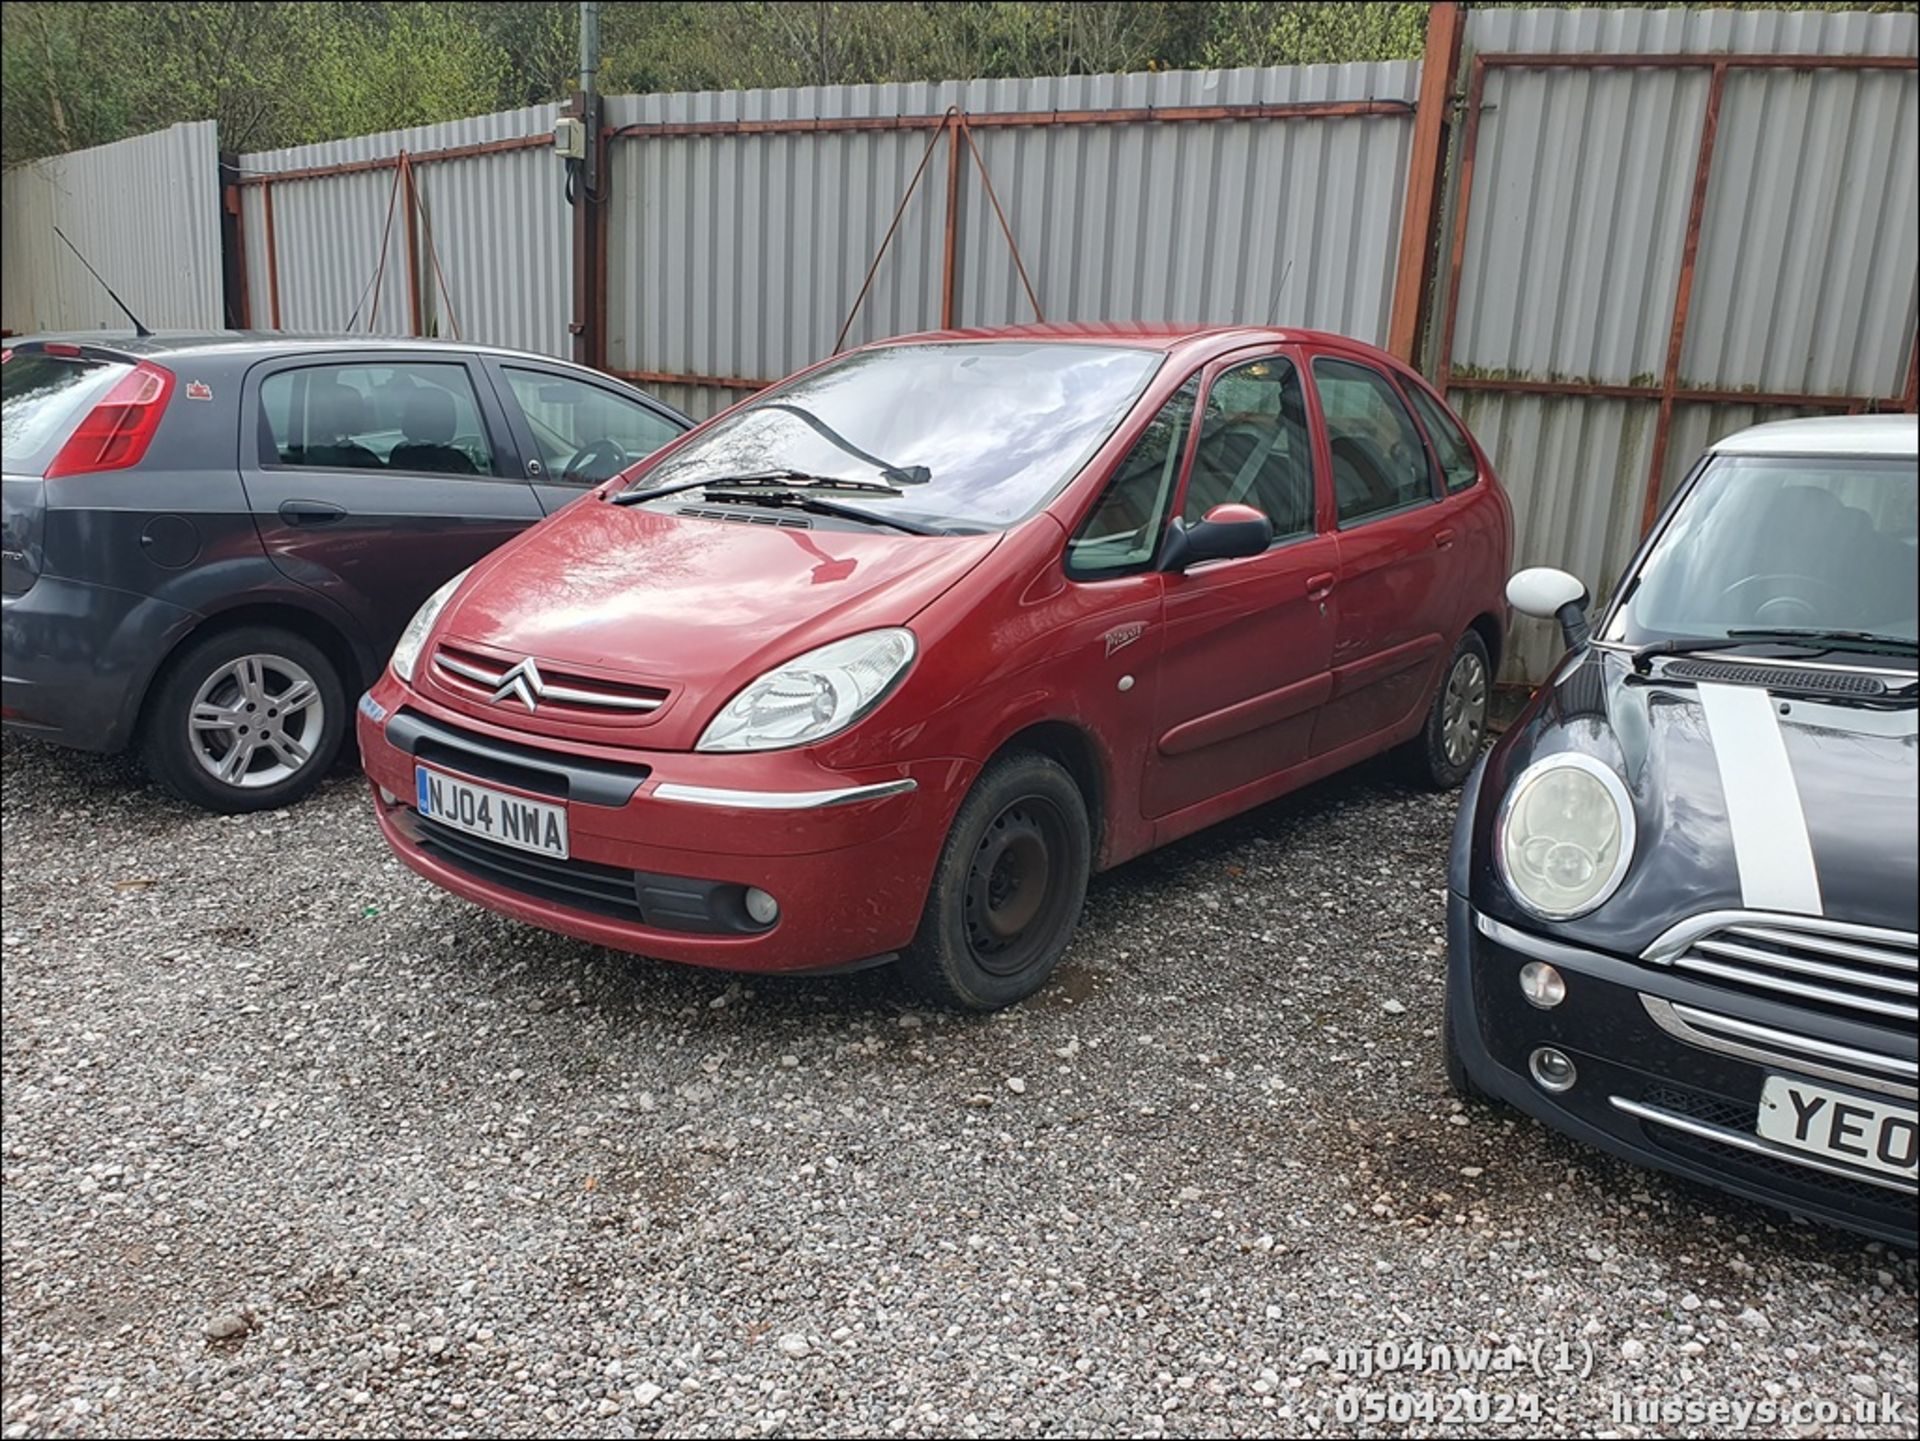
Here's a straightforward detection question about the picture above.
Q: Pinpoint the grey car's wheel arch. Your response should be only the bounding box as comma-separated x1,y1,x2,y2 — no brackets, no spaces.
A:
134,600,369,748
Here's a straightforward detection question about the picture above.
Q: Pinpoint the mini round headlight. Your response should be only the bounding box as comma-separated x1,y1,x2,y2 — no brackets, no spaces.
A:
1496,754,1635,921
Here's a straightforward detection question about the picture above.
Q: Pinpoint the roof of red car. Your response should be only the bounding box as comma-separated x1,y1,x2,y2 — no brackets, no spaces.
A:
873,320,1400,365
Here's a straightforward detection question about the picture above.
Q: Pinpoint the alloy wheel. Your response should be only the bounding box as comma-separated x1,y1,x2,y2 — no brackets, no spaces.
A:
187,653,327,790
1442,650,1489,767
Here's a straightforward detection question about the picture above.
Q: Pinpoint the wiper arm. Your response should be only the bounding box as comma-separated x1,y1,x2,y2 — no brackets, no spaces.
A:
1631,630,1916,674
755,403,932,485
610,469,903,506
692,487,949,537
1723,627,1918,657
1629,636,1816,673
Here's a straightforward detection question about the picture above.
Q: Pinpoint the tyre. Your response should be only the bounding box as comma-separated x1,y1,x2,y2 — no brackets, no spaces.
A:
141,625,347,814
1407,630,1490,790
900,751,1092,1012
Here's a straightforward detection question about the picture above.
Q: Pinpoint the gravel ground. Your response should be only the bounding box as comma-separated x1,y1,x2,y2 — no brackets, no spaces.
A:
3,733,1914,1439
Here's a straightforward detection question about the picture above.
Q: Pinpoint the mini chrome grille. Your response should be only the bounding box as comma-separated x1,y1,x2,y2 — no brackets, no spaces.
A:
432,643,668,717
1647,913,1918,1027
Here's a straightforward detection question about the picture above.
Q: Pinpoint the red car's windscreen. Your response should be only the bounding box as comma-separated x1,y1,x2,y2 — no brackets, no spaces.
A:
639,342,1163,532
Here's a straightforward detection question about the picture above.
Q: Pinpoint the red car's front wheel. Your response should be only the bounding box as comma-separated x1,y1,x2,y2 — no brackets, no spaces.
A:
902,751,1090,1011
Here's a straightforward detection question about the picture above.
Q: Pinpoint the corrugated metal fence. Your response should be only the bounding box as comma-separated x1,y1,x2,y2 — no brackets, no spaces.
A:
1439,6,1919,682
233,104,570,356
603,62,1419,417
3,9,1914,680
0,121,222,334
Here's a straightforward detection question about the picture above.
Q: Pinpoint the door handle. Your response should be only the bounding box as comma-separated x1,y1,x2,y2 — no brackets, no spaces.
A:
278,499,347,526
1306,571,1337,600
1434,527,1458,550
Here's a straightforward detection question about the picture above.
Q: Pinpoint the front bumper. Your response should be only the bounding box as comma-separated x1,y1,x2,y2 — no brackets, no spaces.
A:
1447,890,1917,1245
2,576,197,753
358,681,976,974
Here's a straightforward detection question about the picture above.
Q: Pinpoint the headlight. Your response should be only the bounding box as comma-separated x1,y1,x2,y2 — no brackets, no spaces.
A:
389,568,470,684
1495,753,1635,920
698,628,916,752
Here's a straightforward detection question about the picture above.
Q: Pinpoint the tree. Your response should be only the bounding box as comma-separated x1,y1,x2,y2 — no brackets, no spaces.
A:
2,0,1901,169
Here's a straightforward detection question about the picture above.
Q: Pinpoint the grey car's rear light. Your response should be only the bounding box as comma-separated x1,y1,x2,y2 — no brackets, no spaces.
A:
43,361,175,478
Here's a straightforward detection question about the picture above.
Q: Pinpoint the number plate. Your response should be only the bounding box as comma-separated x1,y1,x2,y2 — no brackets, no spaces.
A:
415,766,569,859
1755,1075,1917,1180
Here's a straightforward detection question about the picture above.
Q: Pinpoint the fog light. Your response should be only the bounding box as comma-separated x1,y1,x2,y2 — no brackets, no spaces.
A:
743,887,780,926
379,786,398,805
1519,961,1565,1010
1529,1046,1577,1093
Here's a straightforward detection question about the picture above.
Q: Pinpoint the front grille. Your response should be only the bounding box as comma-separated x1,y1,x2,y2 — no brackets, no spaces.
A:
388,708,650,808
1644,995,1917,1097
1660,658,1889,697
1656,916,1917,1027
433,643,669,719
401,811,646,921
1619,1086,1913,1209
1650,1118,1903,1209
1643,1084,1756,1134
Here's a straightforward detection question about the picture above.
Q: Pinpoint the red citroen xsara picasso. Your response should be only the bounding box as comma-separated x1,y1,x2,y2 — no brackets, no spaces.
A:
359,325,1512,1009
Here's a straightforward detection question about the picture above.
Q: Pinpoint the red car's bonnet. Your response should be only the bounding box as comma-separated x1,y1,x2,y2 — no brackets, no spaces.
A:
428,496,1004,749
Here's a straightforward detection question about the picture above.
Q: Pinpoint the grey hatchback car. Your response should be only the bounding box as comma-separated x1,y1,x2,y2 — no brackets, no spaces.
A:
2,333,688,811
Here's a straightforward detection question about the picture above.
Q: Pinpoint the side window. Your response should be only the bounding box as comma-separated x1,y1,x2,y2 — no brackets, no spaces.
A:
504,368,684,484
1182,357,1315,540
1312,358,1437,526
260,362,495,476
1405,382,1480,494
1067,378,1200,578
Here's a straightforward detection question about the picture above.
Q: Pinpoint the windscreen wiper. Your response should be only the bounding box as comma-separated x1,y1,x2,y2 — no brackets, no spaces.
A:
609,469,903,506
1628,636,1817,673
1631,630,1915,673
1723,627,1917,658
755,403,932,485
690,487,949,537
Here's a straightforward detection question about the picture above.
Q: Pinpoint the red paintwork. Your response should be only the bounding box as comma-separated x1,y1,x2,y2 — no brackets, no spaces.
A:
360,324,1512,973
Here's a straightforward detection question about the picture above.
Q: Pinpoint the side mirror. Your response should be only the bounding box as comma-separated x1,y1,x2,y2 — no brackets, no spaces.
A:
1161,503,1274,572
1507,566,1591,648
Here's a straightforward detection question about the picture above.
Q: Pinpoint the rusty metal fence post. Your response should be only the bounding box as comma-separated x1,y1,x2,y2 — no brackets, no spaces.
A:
262,180,281,329
941,111,963,330
220,155,251,329
1388,2,1463,365
400,150,423,336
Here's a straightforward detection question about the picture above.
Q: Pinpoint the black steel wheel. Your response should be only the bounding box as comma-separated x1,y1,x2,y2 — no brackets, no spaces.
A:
902,752,1091,1011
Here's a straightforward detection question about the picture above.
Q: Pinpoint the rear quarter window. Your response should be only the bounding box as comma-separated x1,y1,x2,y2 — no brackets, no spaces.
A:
1404,383,1481,494
1,353,130,474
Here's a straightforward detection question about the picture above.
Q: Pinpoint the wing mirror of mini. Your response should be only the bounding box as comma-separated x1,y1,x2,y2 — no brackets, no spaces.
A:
1507,566,1591,648
1161,504,1274,572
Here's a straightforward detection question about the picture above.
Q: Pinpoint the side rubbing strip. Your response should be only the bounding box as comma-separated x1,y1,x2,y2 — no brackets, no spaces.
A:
1696,683,1823,916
